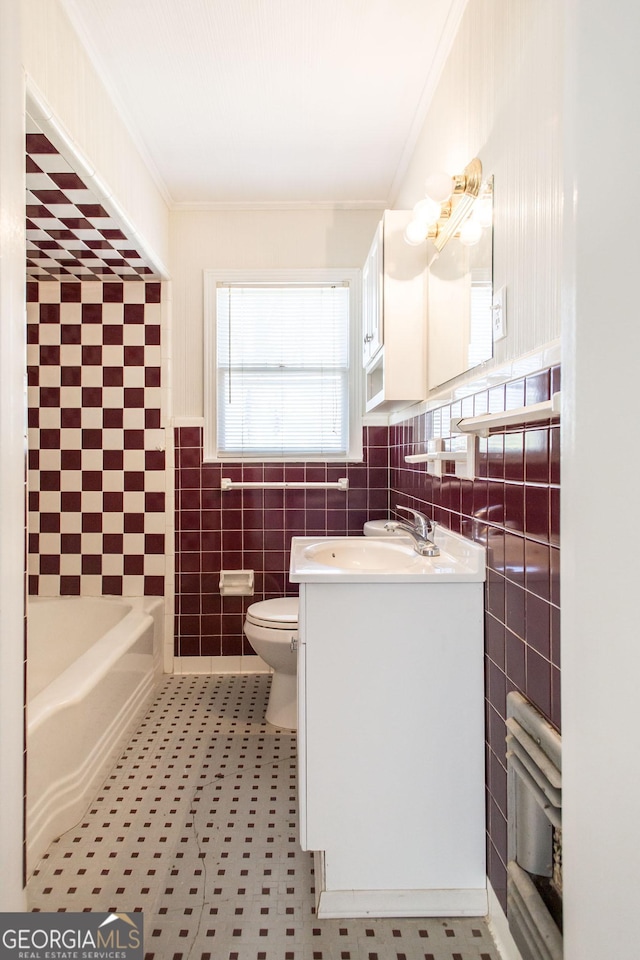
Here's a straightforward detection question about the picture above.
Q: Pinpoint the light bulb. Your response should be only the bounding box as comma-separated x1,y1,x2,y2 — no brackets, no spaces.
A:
472,197,493,229
404,219,429,245
459,219,483,246
424,171,454,203
412,196,441,226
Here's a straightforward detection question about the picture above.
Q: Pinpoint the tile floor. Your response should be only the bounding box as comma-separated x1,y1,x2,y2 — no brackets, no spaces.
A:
27,673,500,960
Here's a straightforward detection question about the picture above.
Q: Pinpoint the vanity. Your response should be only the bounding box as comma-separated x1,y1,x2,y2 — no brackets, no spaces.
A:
289,527,487,918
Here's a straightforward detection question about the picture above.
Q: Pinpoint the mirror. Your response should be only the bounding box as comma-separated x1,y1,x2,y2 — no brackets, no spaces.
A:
427,176,493,389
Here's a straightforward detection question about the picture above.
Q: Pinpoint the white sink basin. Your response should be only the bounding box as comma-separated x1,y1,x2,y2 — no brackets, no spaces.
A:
302,538,418,571
289,530,486,583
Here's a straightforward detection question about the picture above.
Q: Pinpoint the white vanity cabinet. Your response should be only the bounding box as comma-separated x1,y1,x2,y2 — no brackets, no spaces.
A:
362,210,428,412
291,530,487,919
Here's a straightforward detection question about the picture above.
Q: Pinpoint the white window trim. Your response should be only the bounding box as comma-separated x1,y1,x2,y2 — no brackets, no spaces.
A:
203,268,363,463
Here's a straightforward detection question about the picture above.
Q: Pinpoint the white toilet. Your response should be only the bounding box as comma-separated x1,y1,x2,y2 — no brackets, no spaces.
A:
243,520,405,731
243,596,299,730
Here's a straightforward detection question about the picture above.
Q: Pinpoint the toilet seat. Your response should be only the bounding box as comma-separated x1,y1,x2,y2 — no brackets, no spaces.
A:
245,597,298,630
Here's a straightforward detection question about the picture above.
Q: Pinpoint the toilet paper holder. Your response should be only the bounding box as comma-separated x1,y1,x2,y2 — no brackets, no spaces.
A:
219,570,254,596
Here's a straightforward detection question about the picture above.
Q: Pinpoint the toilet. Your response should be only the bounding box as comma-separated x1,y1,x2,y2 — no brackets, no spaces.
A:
243,596,299,730
243,520,405,731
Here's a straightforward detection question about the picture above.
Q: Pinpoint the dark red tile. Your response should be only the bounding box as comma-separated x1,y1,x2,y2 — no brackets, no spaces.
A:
61,323,81,344
102,325,123,345
504,483,525,533
82,303,102,324
525,485,550,541
103,282,124,302
525,539,550,599
506,629,526,690
124,513,145,533
550,426,560,485
486,570,505,621
103,533,124,554
526,647,552,720
505,580,526,638
504,432,524,481
525,370,551,405
525,428,549,483
145,282,162,303
144,576,164,596
504,531,525,586
525,593,551,658
60,576,81,595
124,303,144,324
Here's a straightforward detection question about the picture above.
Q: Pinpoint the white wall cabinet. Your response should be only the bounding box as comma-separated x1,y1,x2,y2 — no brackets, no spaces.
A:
295,578,487,919
362,210,428,412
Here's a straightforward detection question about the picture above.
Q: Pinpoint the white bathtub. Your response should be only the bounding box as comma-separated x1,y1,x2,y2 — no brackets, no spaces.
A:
27,596,163,875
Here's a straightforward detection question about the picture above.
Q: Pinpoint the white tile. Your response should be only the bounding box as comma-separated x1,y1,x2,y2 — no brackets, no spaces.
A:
80,576,103,596
80,490,102,512
102,513,125,534
122,324,145,346
102,386,124,409
79,282,103,304
38,491,61,513
101,554,124,575
122,576,145,596
80,323,102,345
59,386,82,408
80,407,102,429
59,511,82,533
80,448,103,470
143,554,164,576
80,365,102,387
102,428,124,450
38,365,61,387
102,303,125,325
37,323,61,345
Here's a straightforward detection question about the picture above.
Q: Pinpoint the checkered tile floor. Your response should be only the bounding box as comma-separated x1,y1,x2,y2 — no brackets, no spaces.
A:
27,674,499,960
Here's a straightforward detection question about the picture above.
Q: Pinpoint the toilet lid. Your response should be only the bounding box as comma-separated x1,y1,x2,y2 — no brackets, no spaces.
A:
246,597,299,629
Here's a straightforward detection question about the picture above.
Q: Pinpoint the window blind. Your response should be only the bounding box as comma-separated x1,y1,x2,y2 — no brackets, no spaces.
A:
216,282,350,458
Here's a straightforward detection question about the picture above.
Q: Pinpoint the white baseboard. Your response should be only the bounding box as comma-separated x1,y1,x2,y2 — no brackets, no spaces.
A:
487,881,525,960
173,655,271,675
316,885,488,919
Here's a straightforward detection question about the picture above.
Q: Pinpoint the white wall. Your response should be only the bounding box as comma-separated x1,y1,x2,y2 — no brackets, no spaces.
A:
0,0,28,911
22,0,170,275
561,2,640,958
171,207,381,417
393,0,563,382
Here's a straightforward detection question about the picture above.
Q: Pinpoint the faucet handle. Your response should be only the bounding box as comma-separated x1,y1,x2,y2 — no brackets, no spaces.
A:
394,504,431,537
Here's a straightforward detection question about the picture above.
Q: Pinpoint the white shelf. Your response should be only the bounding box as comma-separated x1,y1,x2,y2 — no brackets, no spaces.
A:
451,392,561,437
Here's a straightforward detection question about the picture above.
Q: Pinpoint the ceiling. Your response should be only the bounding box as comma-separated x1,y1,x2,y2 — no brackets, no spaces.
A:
60,0,464,208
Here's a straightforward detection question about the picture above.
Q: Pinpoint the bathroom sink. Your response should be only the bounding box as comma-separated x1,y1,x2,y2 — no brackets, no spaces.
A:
289,531,486,583
302,538,417,571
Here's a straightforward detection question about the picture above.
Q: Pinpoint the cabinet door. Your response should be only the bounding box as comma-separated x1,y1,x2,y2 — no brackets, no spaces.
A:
362,220,383,365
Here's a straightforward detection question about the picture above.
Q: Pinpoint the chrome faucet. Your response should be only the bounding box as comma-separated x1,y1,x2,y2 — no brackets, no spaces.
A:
384,505,440,557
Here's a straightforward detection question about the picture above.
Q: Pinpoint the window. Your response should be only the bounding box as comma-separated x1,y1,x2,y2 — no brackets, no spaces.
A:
204,269,362,461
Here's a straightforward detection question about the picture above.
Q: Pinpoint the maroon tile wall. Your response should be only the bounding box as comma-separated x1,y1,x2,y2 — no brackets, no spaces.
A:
27,280,165,597
389,364,561,912
173,364,561,910
173,426,390,657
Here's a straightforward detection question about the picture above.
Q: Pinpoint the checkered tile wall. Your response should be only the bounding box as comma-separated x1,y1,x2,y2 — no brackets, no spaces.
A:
27,280,165,597
26,115,159,282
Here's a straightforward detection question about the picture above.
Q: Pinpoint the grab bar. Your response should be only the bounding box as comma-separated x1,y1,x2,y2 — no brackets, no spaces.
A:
450,391,561,437
220,477,349,491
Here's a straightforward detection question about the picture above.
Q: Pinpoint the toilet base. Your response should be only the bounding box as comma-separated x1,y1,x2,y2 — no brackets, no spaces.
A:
266,671,297,730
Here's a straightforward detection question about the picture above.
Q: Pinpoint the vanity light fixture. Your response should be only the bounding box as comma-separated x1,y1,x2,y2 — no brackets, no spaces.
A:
404,157,490,253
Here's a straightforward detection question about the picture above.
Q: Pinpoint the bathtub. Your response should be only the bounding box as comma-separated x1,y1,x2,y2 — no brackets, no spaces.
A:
27,596,163,875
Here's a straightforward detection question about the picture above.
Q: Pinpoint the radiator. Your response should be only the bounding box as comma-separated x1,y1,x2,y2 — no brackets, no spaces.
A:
506,691,562,960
